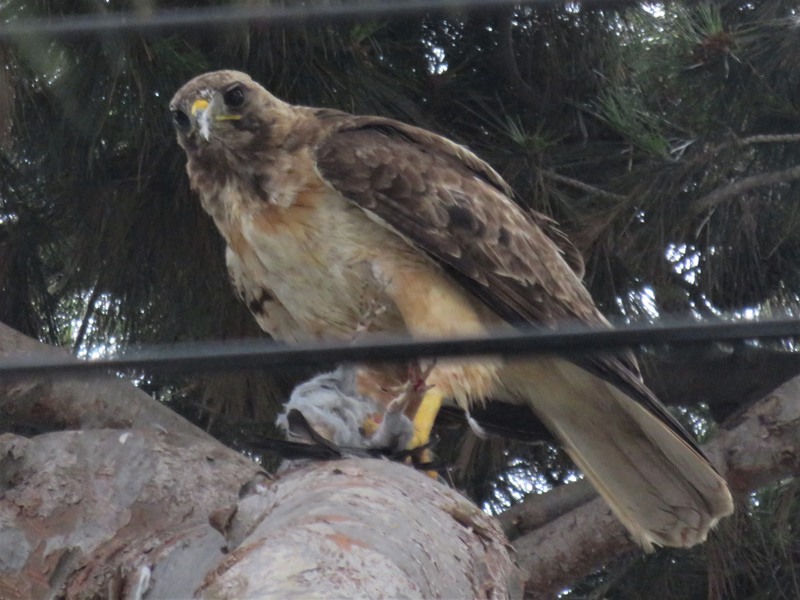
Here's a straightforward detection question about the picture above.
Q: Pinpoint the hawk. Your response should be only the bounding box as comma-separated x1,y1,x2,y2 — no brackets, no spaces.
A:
170,70,733,550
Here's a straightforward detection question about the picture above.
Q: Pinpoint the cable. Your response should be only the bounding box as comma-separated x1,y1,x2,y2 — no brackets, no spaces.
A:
0,0,636,41
1,317,798,379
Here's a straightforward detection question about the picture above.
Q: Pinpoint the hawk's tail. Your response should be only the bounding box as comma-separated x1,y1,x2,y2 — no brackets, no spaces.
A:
500,357,733,551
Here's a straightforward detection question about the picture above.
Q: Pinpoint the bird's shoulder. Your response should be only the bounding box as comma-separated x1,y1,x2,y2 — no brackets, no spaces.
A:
301,108,513,196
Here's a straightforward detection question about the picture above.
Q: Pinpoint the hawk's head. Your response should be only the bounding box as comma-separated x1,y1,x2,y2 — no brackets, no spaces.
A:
169,70,291,177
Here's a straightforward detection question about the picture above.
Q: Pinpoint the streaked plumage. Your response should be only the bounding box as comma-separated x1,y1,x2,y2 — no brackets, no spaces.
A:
170,70,733,550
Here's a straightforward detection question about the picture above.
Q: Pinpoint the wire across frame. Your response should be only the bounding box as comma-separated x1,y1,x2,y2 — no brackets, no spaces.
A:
2,318,800,379
0,0,636,41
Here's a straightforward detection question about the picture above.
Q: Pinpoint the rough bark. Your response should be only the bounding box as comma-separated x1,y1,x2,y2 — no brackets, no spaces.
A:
0,429,246,599
498,479,596,540
0,429,519,598
204,459,521,598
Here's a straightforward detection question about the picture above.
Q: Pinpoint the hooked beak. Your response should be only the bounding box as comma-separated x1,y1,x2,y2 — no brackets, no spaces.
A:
191,98,212,141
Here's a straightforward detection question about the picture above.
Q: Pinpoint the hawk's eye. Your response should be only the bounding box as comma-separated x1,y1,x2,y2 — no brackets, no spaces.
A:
223,85,245,108
172,109,191,132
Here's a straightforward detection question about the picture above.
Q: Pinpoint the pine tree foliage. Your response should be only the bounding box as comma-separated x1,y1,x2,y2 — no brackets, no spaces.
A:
3,1,800,593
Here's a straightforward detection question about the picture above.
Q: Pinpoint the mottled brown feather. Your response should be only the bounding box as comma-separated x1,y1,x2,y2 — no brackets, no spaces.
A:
313,120,707,457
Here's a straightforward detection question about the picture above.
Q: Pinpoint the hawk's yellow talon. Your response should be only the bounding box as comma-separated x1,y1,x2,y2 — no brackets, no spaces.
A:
407,387,443,477
407,388,443,450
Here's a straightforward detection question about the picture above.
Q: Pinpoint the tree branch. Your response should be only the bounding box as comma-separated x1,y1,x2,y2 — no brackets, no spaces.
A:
0,428,251,599
0,323,518,597
712,133,800,153
691,163,800,216
539,169,626,201
498,479,596,539
0,322,212,440
0,429,519,598
206,459,520,598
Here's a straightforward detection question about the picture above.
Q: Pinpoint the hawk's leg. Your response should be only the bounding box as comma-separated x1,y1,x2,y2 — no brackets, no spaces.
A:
356,361,442,472
405,363,444,458
406,388,443,450
406,387,443,475
392,362,441,475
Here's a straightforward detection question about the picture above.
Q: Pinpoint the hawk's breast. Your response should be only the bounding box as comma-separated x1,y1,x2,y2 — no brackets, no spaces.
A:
218,182,412,341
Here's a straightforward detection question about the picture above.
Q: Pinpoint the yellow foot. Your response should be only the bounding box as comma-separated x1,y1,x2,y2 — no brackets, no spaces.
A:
407,388,444,450
407,388,444,478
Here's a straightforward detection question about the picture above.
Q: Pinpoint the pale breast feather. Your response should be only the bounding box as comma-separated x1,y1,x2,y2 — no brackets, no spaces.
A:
225,246,309,343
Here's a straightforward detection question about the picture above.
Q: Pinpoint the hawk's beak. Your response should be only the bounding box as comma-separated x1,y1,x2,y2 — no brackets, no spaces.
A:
191,98,212,141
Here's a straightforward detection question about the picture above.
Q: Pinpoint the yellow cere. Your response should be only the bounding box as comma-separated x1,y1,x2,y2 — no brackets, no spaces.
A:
191,98,209,117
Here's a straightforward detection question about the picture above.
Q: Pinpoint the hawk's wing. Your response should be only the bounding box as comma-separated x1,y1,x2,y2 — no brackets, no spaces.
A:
314,112,596,329
313,115,706,458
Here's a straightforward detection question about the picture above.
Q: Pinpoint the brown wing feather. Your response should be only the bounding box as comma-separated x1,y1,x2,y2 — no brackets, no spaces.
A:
314,117,709,458
315,118,597,326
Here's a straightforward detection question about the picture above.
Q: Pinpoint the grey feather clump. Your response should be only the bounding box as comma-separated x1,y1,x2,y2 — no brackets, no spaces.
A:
276,367,414,454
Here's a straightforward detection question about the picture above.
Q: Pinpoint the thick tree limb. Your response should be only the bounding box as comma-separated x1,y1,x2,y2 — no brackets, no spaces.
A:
0,322,211,439
510,372,800,598
0,325,518,597
0,429,249,599
205,459,520,598
498,479,596,539
0,429,519,599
